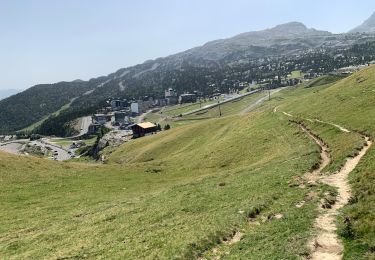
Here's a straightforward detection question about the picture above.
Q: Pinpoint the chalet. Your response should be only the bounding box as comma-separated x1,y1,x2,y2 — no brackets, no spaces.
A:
130,102,142,115
131,122,157,138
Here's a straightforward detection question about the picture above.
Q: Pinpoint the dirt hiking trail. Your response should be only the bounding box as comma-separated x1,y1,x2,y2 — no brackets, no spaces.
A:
286,113,373,260
309,136,372,260
298,124,331,181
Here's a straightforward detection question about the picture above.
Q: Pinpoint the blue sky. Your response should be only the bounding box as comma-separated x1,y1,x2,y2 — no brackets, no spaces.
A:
0,0,374,90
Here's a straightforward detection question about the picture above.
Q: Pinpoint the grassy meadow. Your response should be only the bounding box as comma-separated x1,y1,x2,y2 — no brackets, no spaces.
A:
1,110,324,259
288,70,304,79
1,66,375,259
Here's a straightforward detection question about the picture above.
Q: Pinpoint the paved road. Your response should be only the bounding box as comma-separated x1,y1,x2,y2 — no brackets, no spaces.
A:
39,138,73,161
0,139,29,145
0,139,28,154
30,139,71,161
0,139,71,161
0,142,24,154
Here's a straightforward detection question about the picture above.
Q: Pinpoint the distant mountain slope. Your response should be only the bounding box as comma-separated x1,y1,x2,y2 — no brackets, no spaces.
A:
0,81,98,133
2,22,375,135
0,89,21,101
349,12,375,33
182,22,331,60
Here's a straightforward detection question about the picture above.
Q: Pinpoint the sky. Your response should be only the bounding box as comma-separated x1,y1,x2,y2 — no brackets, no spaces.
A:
0,0,374,90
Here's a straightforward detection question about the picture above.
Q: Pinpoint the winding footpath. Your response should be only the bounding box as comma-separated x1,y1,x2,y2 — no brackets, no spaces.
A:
313,119,351,133
281,111,373,259
310,136,372,260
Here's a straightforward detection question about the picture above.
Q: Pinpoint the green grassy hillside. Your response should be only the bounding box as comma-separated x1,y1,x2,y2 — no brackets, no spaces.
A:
1,110,324,259
304,74,346,88
0,81,93,134
268,65,375,258
1,66,375,259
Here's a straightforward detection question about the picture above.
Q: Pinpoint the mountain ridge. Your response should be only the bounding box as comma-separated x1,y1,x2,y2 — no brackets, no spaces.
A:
350,11,375,33
1,20,375,135
0,89,21,101
179,22,331,61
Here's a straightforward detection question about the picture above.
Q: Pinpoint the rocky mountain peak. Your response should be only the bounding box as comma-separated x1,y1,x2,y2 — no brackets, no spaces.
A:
270,22,308,33
350,11,375,33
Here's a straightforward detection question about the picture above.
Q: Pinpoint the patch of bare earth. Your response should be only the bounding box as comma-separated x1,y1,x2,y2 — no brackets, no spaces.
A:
197,231,244,260
283,111,293,117
223,231,244,245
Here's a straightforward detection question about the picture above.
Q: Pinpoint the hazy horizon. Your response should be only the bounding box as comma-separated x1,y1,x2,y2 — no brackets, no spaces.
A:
1,0,375,90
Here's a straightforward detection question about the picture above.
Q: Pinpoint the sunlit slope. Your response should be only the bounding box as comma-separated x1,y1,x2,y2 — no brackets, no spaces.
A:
271,66,375,259
107,111,299,171
1,111,321,259
278,66,375,135
3,67,375,259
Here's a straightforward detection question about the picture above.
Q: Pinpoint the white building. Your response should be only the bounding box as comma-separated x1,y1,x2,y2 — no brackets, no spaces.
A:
131,102,141,115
